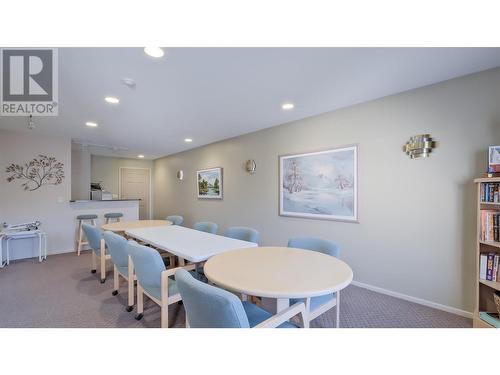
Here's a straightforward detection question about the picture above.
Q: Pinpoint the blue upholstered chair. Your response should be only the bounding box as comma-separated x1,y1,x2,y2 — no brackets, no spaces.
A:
175,269,308,328
193,221,218,234
166,215,184,226
224,226,260,244
288,237,341,325
82,223,111,283
127,241,195,328
103,231,135,312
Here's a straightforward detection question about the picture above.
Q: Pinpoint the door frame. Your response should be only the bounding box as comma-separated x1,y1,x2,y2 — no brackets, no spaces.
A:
118,167,153,219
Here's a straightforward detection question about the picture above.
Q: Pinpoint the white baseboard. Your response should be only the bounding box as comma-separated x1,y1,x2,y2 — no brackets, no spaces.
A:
8,247,80,261
351,280,473,319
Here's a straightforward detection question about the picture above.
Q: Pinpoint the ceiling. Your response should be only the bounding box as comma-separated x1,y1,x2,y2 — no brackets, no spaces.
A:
1,47,500,159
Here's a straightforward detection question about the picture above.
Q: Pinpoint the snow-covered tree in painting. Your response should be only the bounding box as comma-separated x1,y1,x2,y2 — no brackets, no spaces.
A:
280,146,357,221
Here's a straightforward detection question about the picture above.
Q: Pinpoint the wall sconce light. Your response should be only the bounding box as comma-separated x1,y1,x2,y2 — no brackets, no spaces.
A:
403,134,437,159
176,170,184,180
245,159,257,174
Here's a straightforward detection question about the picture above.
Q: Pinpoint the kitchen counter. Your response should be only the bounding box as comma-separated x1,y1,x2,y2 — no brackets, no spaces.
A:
69,199,140,203
69,200,140,237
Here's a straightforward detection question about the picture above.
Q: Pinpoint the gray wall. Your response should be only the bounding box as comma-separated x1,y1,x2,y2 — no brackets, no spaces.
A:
91,155,154,208
154,68,500,313
71,143,91,200
0,130,75,258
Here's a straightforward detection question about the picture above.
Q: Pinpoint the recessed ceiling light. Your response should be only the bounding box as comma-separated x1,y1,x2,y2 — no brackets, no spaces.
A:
104,96,120,104
137,154,145,158
86,121,98,127
144,47,164,58
184,138,193,143
282,103,295,110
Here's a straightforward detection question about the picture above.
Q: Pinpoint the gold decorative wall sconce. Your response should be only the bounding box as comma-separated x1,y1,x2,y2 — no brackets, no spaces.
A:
403,134,437,159
245,159,257,174
176,170,184,180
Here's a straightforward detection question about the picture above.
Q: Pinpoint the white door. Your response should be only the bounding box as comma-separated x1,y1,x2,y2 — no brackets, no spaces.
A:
120,168,151,219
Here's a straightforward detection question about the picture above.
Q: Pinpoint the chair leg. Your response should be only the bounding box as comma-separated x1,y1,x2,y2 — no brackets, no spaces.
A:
100,239,106,283
126,255,134,311
91,251,96,273
135,284,144,320
6,239,10,266
100,256,106,283
112,265,119,295
77,220,83,256
336,290,340,328
161,300,169,328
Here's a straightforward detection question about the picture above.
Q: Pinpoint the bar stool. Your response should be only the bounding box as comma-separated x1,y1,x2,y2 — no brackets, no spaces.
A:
104,212,123,224
76,214,98,256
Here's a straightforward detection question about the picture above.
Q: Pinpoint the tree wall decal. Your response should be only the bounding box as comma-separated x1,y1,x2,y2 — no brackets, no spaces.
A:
5,155,65,191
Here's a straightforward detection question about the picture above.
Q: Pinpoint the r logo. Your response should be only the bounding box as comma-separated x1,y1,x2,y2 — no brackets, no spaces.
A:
2,49,53,101
0,48,58,116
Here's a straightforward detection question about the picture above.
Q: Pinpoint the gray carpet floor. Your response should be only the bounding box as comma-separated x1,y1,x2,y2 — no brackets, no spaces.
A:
0,252,472,328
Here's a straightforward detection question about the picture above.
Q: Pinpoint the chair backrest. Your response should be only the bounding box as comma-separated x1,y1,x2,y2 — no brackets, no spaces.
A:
175,269,250,328
127,241,166,291
193,221,218,234
103,231,129,268
224,226,260,244
166,215,184,226
82,223,103,253
287,237,340,258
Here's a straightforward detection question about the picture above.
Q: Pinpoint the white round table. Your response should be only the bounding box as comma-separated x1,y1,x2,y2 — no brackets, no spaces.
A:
204,246,353,327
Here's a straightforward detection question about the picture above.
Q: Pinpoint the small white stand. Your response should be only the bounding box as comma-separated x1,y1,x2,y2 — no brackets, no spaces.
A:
0,234,6,268
1,230,47,266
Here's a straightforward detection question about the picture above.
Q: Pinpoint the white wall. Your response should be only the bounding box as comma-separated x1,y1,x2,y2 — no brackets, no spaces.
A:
0,130,74,259
153,68,500,313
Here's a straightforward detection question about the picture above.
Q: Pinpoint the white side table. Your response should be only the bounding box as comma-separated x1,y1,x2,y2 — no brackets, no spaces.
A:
2,230,47,265
0,234,6,268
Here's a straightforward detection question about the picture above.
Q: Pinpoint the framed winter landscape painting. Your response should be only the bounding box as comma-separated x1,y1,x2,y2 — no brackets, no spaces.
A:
197,167,223,199
279,145,358,222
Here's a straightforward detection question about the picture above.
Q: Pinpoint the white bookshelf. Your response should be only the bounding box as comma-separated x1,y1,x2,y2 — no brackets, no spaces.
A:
474,177,500,328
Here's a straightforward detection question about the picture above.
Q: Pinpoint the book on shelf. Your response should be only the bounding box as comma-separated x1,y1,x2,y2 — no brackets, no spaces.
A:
479,312,500,328
479,253,500,282
481,182,500,203
479,210,500,242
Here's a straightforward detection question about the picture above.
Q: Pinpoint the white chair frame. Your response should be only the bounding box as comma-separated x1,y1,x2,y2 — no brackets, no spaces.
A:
184,298,308,329
92,238,112,283
303,291,340,328
112,255,137,311
254,302,308,328
135,263,197,328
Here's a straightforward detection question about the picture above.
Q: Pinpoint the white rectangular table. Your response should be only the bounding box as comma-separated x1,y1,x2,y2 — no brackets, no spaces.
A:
125,225,257,263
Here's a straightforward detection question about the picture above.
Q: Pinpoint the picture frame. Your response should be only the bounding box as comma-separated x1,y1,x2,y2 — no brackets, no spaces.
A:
279,145,358,222
488,146,500,172
197,167,223,199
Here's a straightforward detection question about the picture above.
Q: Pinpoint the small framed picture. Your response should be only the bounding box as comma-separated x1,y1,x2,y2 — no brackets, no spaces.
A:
197,167,223,199
489,146,500,172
